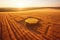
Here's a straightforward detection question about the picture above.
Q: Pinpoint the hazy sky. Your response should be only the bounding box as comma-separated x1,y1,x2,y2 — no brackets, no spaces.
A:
0,0,60,8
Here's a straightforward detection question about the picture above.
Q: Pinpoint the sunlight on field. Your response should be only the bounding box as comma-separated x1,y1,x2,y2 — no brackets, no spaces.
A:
25,18,39,24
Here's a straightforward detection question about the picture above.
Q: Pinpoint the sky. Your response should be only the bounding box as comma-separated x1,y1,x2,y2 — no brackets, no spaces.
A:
0,0,60,8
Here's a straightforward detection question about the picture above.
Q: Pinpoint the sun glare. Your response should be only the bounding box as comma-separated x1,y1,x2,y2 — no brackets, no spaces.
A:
15,1,27,8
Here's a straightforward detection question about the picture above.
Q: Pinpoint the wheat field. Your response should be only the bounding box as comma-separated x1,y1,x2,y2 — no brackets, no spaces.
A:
0,8,60,40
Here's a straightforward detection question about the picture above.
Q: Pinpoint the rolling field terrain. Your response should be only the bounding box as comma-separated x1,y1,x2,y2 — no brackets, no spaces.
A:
0,8,60,40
